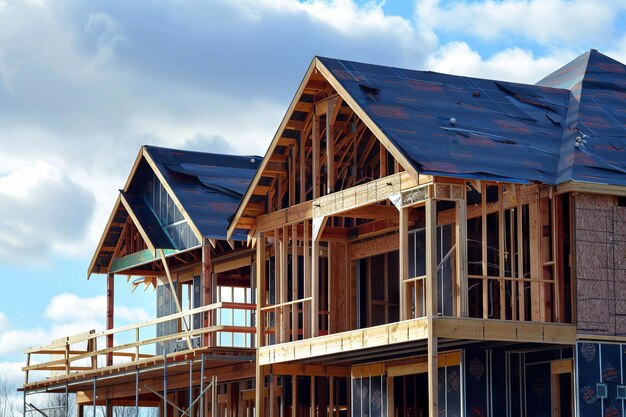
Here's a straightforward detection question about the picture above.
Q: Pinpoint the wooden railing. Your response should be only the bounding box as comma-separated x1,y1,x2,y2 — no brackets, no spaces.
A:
23,301,256,384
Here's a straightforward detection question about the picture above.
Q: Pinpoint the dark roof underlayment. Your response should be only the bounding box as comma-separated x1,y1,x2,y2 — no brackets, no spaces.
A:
141,146,261,242
317,49,626,186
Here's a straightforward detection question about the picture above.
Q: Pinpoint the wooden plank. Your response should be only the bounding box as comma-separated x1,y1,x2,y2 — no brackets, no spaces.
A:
270,364,350,377
529,201,540,321
556,181,626,196
456,194,468,317
256,201,313,232
399,207,409,320
348,233,398,260
312,113,320,199
258,317,430,365
481,183,488,319
312,171,418,219
311,238,320,338
326,99,337,194
426,188,438,316
256,233,266,417
517,185,525,320
427,321,438,417
498,186,506,320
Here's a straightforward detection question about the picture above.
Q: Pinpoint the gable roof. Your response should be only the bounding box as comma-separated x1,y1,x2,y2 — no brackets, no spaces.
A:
318,56,571,184
89,145,261,275
141,146,261,241
228,50,626,238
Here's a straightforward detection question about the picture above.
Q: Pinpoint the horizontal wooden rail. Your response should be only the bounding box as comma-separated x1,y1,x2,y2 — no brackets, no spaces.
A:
26,301,255,353
23,302,257,383
467,275,555,284
259,297,312,312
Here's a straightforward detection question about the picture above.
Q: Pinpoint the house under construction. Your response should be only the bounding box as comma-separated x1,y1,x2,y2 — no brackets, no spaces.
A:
22,49,626,417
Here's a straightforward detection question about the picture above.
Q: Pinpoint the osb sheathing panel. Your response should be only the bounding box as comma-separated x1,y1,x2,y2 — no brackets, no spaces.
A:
575,193,626,335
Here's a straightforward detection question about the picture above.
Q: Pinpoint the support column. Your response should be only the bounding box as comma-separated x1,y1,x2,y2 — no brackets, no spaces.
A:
106,273,114,366
455,194,468,317
426,188,438,316
255,233,266,416
427,333,438,417
399,207,409,320
202,239,213,347
312,238,320,338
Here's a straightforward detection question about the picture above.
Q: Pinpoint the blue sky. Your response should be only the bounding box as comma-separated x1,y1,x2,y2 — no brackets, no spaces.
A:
1,0,626,396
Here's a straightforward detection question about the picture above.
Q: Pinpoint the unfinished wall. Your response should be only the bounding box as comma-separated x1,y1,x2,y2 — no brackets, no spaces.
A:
575,193,626,335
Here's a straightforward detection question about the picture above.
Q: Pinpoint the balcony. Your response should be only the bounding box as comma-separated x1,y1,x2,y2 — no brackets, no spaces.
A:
23,301,256,389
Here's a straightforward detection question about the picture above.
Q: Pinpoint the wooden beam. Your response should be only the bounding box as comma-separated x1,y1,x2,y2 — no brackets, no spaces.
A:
270,364,350,377
256,201,313,232
312,172,418,219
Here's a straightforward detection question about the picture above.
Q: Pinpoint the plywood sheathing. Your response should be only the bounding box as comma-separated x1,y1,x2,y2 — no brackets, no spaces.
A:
575,193,626,335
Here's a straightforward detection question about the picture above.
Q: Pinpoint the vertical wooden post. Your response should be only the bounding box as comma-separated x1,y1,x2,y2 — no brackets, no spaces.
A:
292,223,298,342
106,273,114,366
481,183,488,319
529,200,541,321
326,105,335,194
289,146,296,207
202,240,213,347
310,376,316,417
455,193,468,317
312,238,320,338
427,332,438,417
380,143,388,178
291,375,297,417
426,187,438,316
498,185,506,319
399,206,409,320
303,221,311,338
281,226,290,343
517,186,525,320
255,232,266,417
299,132,306,203
312,114,320,199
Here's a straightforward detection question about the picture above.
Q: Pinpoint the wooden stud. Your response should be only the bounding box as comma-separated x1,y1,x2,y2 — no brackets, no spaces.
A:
456,192,468,317
529,200,541,321
516,186,525,320
303,220,311,339
312,114,321,199
202,240,213,347
326,102,336,194
481,183,488,319
499,186,506,319
426,187,438,316
399,207,409,320
427,327,438,417
292,224,298,342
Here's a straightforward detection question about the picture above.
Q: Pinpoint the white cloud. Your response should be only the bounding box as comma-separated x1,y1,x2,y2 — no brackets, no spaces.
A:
0,162,95,264
416,0,624,46
0,293,150,358
44,292,150,325
426,42,577,83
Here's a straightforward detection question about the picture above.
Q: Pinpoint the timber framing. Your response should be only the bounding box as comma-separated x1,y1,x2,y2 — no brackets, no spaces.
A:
258,318,576,366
